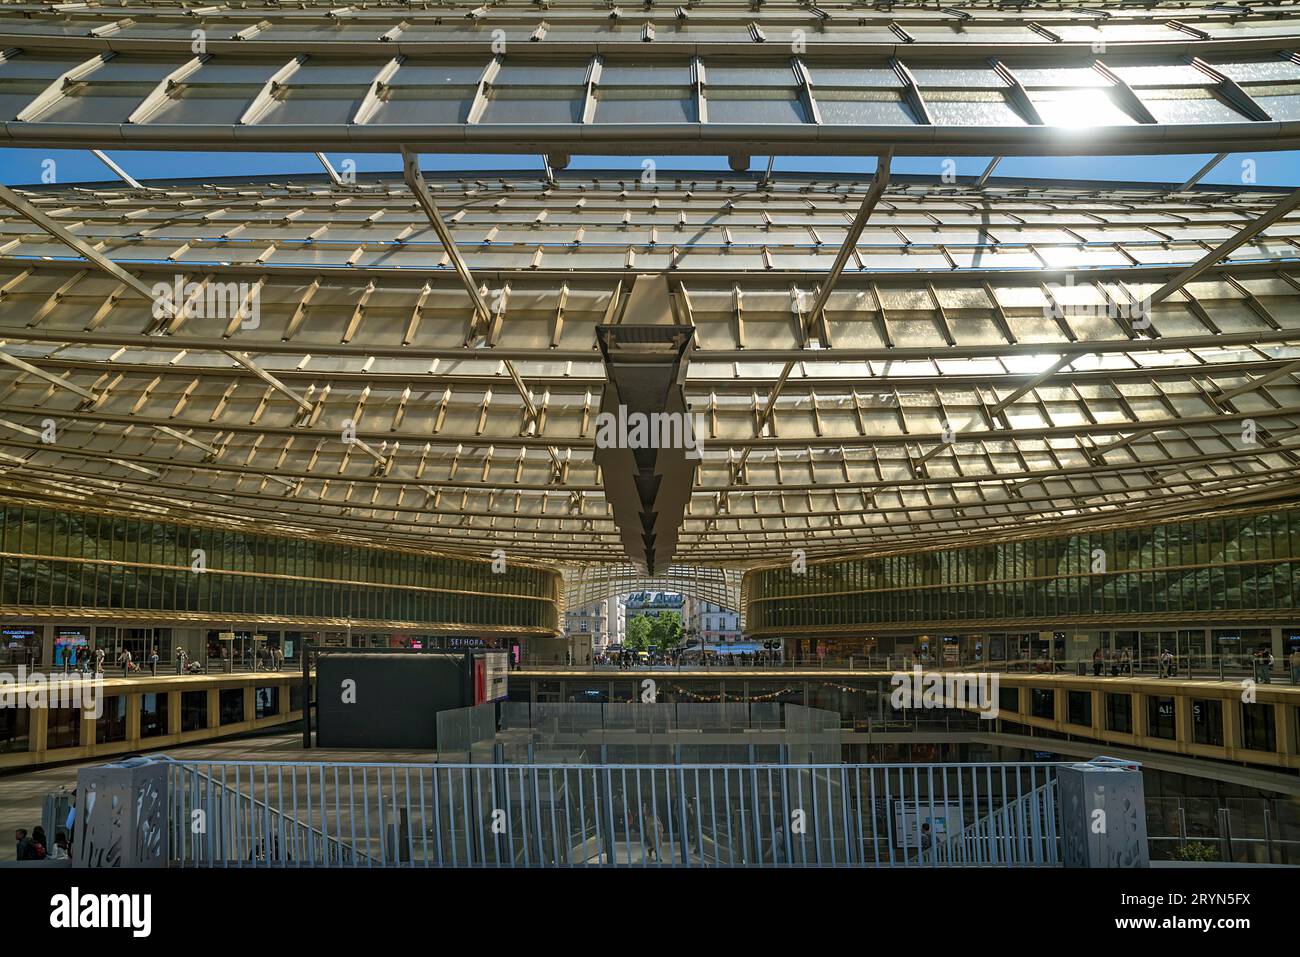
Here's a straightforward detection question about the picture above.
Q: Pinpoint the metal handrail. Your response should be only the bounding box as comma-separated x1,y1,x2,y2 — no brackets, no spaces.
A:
149,756,1078,868
520,651,1286,680
157,757,370,867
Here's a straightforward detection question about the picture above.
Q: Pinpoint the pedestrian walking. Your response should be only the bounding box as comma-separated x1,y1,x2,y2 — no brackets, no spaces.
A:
149,647,159,676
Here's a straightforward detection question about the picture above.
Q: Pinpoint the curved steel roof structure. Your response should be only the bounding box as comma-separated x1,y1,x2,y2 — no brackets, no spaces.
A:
0,0,1298,592
1,1,1300,156
2,171,1299,569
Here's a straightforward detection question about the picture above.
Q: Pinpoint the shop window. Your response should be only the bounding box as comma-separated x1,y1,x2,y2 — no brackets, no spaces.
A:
140,693,168,738
1067,691,1092,727
0,708,30,753
1030,688,1054,719
255,686,279,719
0,626,41,667
1241,702,1276,752
1146,696,1176,740
220,688,245,724
181,690,207,732
95,696,127,744
1105,693,1132,733
1191,699,1222,746
46,707,81,749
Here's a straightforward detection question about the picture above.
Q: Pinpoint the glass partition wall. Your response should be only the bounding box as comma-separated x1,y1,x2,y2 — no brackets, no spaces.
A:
0,501,561,634
745,505,1300,635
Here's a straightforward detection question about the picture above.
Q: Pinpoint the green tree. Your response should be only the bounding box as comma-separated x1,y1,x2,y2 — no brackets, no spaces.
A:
648,612,683,651
625,614,652,651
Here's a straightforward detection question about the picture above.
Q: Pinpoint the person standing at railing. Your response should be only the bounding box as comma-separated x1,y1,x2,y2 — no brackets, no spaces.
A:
1092,648,1104,677
1255,648,1274,684
641,805,663,861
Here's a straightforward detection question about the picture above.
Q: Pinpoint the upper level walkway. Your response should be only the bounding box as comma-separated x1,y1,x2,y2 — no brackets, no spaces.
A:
512,664,1300,776
0,668,308,771
2,661,1296,777
518,653,1298,683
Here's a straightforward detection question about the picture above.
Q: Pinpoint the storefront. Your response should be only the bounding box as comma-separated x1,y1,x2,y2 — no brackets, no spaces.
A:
1211,627,1271,659
0,626,40,667
52,627,89,668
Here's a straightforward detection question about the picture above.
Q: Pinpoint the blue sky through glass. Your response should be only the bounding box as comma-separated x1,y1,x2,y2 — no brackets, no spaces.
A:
2,148,1298,188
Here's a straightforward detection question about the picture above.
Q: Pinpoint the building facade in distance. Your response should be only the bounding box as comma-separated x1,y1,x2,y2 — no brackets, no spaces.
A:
563,595,625,661
683,597,743,648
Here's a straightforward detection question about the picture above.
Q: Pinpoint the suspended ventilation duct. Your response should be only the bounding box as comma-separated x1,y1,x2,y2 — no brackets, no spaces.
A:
593,275,697,576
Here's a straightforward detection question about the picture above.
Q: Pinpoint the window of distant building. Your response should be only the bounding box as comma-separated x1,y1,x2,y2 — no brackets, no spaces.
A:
1067,691,1092,727
1105,693,1132,734
1146,696,1176,740
1192,699,1223,747
1241,703,1276,752
1030,689,1054,719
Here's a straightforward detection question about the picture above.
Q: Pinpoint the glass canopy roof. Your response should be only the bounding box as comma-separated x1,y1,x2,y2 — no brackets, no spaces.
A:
1,0,1299,155
1,171,1298,568
1,0,1298,580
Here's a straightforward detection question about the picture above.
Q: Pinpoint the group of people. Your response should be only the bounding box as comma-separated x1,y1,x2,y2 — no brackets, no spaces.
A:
60,642,293,676
1089,646,1300,683
1090,648,1137,676
214,644,287,671
59,644,106,675
13,826,70,862
256,645,287,671
61,644,172,676
1253,648,1277,683
13,795,75,863
588,649,784,669
173,645,204,674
